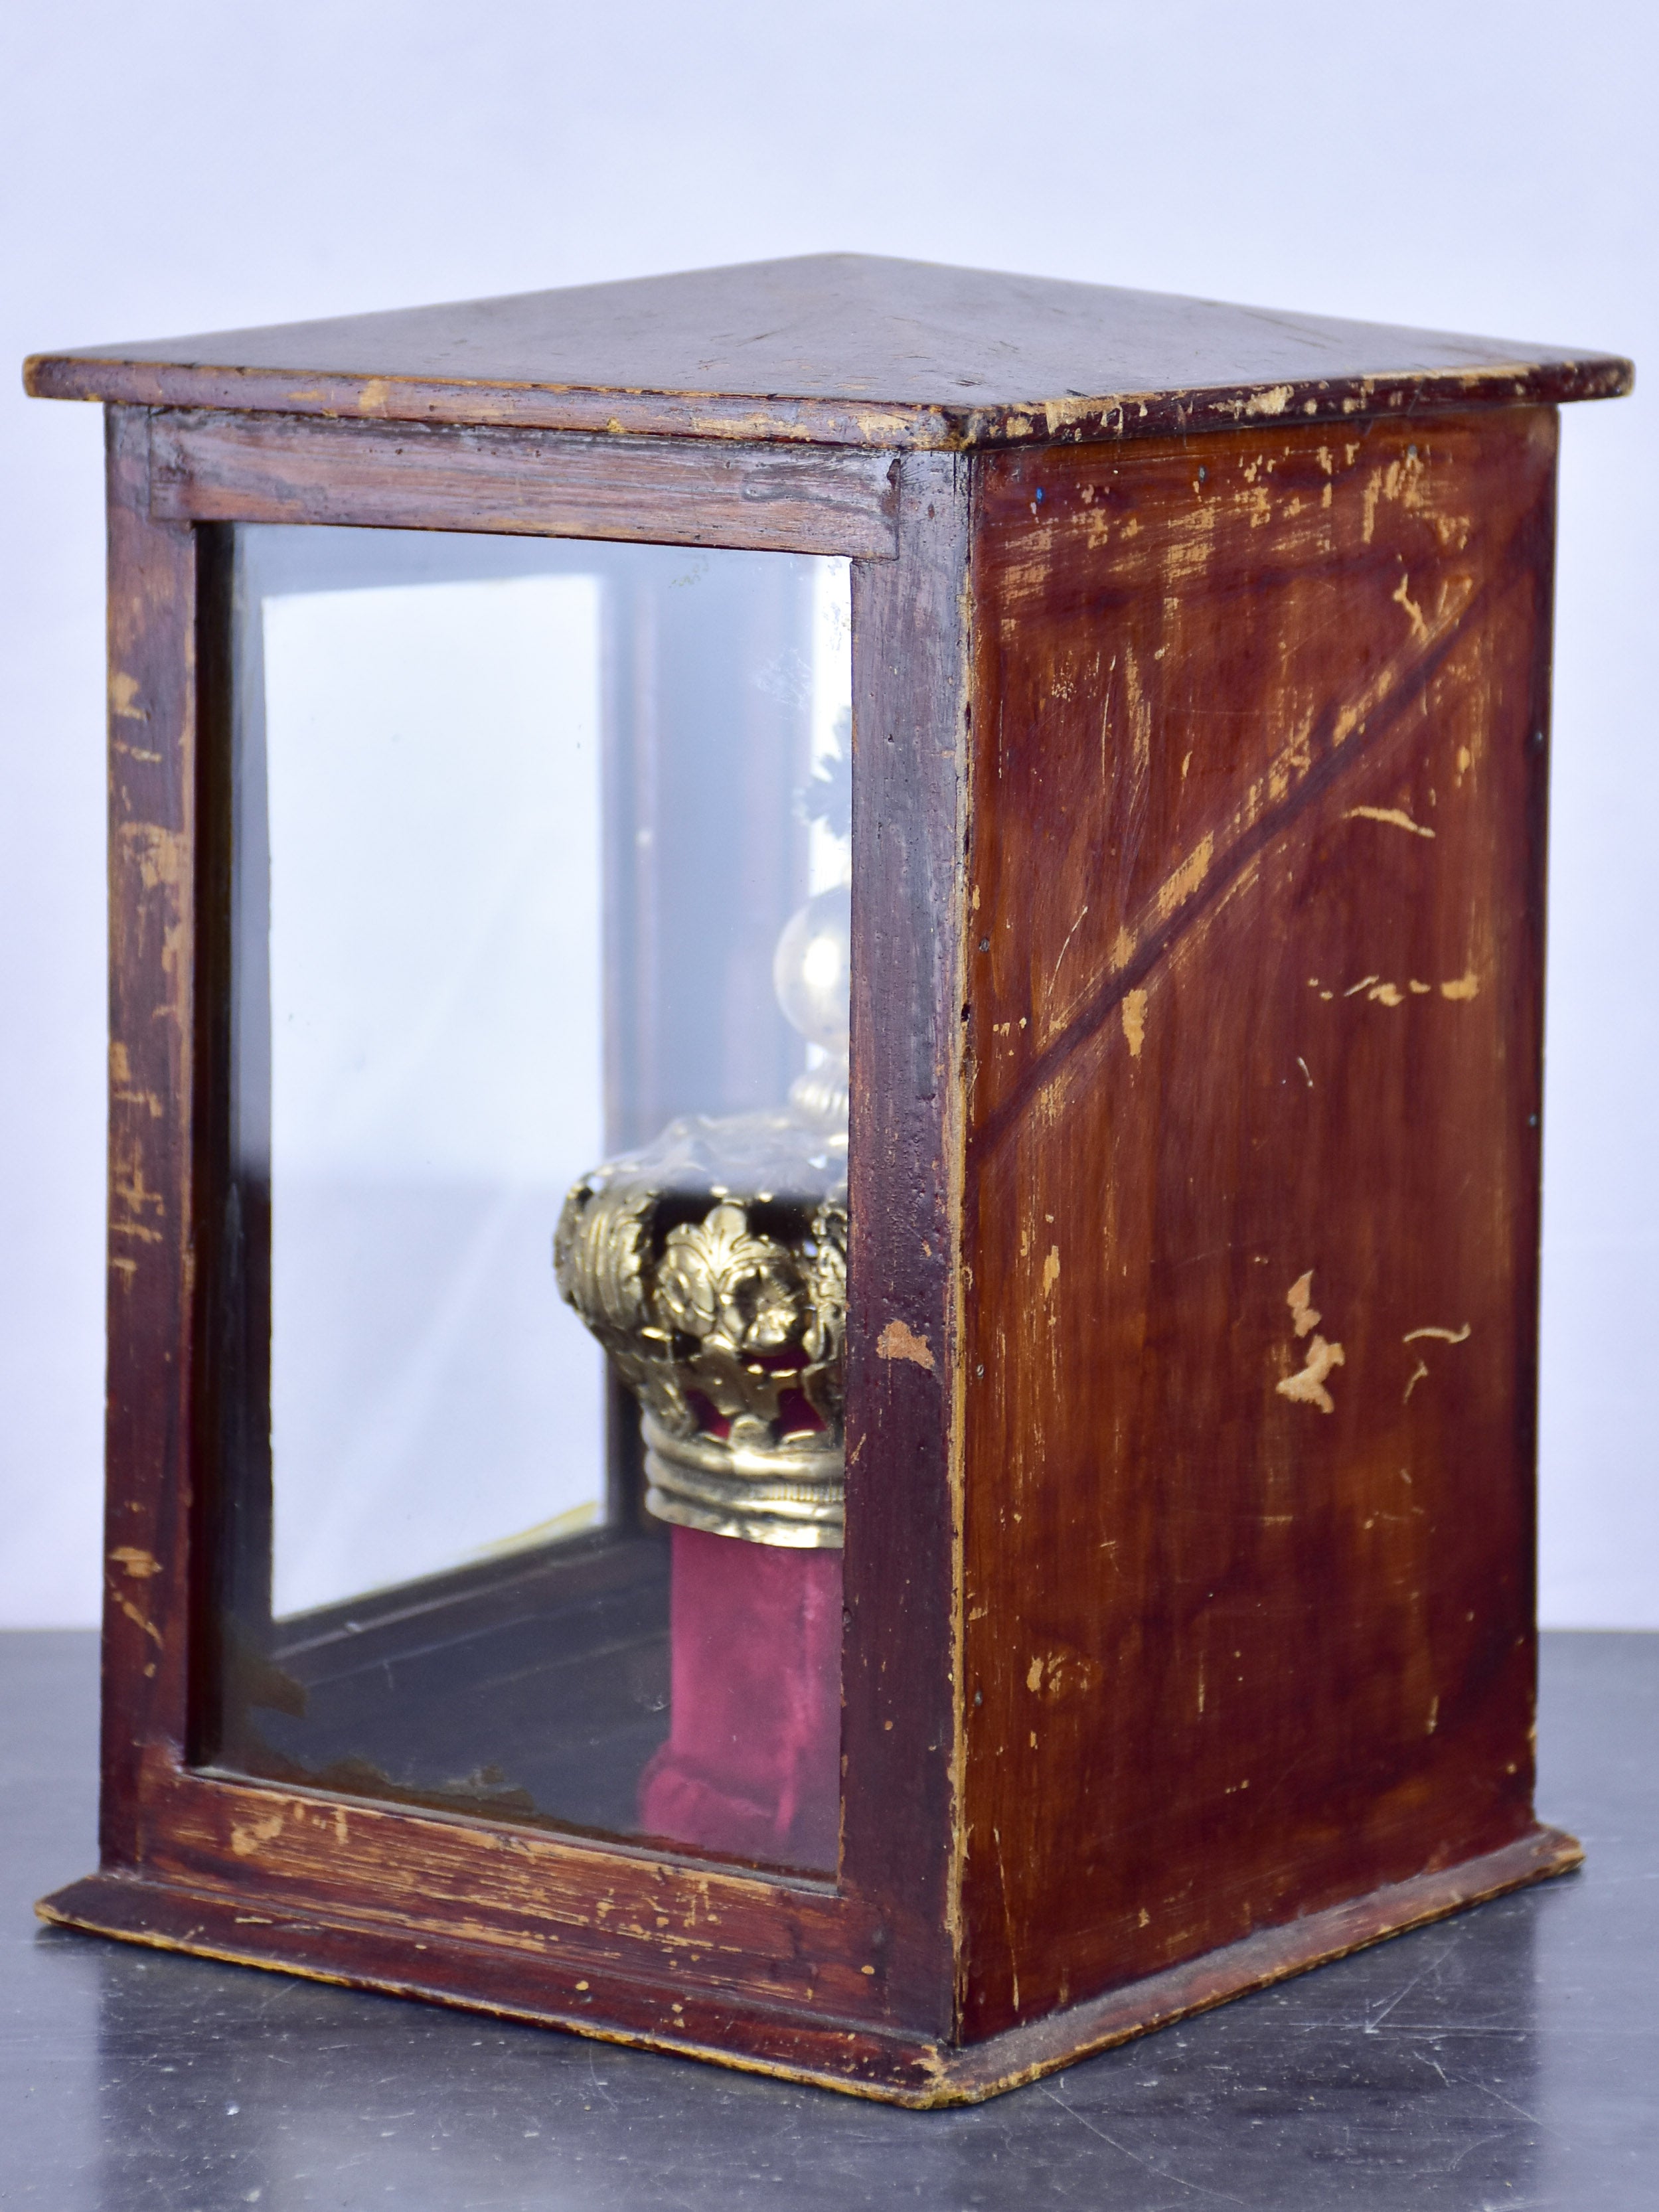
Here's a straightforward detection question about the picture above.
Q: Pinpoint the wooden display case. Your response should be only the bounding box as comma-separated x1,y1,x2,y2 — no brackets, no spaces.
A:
23,255,1630,2102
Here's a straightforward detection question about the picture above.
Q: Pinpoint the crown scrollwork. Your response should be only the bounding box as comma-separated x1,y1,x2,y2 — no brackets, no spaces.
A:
555,1129,846,1549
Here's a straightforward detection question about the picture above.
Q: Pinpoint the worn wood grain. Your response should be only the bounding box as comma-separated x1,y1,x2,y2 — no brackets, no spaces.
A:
129,1756,919,2024
39,1822,1579,2105
35,1868,947,2103
958,410,1559,2039
25,254,1631,451
100,406,200,1862
149,411,900,556
841,453,972,2034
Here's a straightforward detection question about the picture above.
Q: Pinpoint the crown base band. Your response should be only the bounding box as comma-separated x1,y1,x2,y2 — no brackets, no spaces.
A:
642,1414,844,1550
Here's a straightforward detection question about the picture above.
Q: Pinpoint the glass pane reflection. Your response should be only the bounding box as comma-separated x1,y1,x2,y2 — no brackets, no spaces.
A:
262,571,606,1615
208,524,851,1873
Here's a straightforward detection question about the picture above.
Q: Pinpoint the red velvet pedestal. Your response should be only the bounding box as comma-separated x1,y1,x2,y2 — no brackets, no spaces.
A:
637,1526,842,1871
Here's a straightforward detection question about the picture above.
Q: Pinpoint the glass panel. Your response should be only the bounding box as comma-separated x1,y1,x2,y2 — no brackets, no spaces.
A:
208,524,852,1874
262,570,605,1615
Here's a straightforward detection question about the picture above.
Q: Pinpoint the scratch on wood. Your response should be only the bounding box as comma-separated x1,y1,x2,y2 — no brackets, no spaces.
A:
1287,1272,1321,1338
1121,989,1148,1060
230,1810,287,1857
1277,1335,1345,1413
1152,834,1214,927
1345,805,1435,838
109,671,147,722
876,1318,935,1373
110,1220,163,1245
111,1139,166,1233
1052,906,1089,989
1391,574,1429,641
118,822,187,892
1025,1648,1104,1699
990,1826,1021,2015
114,1594,163,1648
110,1546,161,1579
1404,1324,1471,1344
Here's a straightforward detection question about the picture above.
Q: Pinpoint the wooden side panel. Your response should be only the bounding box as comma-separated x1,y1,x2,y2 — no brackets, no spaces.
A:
841,453,972,2033
148,412,900,558
959,413,1557,2039
100,408,200,1862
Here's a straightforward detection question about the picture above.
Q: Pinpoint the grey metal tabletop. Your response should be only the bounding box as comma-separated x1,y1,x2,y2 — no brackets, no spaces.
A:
3,1628,1654,2211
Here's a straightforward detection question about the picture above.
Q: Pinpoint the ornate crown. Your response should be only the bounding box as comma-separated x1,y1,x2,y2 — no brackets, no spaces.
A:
554,1109,847,1548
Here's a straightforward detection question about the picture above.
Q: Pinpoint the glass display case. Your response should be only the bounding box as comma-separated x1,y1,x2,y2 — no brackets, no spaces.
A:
27,254,1629,2103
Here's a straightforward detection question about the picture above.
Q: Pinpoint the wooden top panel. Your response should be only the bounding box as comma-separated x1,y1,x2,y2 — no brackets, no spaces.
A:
25,254,1631,450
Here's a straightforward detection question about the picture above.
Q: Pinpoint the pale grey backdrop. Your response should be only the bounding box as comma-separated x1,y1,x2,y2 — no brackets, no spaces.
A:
2,0,1652,1626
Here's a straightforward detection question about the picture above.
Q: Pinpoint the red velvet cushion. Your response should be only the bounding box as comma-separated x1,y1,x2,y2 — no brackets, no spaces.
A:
637,1526,841,1871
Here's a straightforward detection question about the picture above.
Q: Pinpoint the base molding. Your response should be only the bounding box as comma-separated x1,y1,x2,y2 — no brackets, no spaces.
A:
38,1823,1580,2106
940,1823,1581,2101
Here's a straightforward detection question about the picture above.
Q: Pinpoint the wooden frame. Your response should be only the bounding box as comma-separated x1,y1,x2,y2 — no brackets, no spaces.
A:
147,408,900,557
56,408,981,2099
31,257,1630,2103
